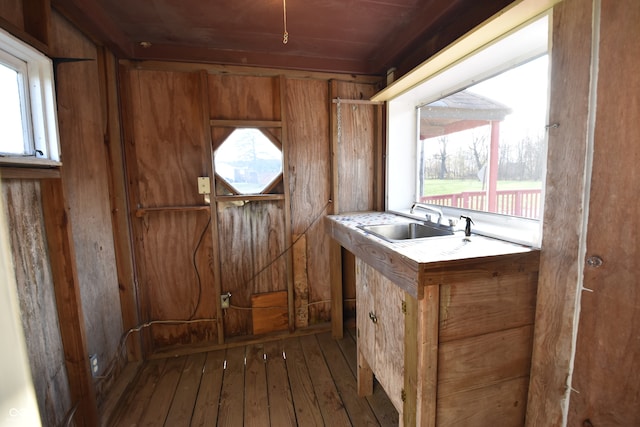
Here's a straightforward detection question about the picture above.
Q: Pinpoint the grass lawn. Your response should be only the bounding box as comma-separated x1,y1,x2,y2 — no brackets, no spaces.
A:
423,179,542,196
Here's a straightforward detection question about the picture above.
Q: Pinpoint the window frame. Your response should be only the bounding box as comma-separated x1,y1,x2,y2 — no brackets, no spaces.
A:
0,27,60,166
383,13,551,246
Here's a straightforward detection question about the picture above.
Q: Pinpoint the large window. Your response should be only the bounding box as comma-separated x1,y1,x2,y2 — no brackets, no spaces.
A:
383,13,550,245
0,28,60,165
418,54,549,219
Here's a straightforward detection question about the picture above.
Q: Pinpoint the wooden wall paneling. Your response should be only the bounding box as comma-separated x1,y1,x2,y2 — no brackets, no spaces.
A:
98,48,142,362
333,81,378,213
123,68,217,351
22,0,50,45
526,0,594,424
41,177,98,426
568,0,640,424
208,74,279,120
286,77,332,328
278,75,295,332
1,179,72,426
0,0,24,31
0,0,50,53
50,10,124,404
329,80,380,337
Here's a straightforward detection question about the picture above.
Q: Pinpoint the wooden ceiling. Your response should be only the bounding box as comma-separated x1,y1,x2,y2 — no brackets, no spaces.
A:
52,0,515,76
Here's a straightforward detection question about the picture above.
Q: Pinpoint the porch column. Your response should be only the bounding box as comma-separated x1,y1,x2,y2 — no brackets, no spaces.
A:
488,120,500,212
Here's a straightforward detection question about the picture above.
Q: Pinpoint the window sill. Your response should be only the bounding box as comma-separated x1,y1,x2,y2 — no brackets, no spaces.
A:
0,159,61,180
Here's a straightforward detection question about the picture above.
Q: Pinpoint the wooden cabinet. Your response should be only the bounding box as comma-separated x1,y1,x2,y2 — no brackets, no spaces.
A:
354,253,539,426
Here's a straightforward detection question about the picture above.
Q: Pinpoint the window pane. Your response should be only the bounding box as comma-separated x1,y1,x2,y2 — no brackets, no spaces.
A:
0,61,29,155
418,55,548,219
214,128,283,194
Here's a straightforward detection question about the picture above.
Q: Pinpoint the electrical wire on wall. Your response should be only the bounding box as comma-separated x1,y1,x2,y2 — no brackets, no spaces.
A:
223,198,333,311
95,198,334,385
189,216,211,320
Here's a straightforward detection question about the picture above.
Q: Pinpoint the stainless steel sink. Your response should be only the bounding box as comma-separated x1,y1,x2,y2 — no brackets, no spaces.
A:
358,222,454,242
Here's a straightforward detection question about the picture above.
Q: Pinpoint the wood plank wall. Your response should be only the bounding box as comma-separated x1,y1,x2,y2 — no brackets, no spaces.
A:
0,5,126,424
529,0,640,424
119,62,382,350
1,180,72,426
569,0,640,424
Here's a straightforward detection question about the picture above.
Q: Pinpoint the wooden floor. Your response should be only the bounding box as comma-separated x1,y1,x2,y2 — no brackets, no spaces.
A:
107,328,398,426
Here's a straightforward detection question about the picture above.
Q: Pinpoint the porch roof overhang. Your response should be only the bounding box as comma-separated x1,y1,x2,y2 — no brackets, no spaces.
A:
419,90,511,139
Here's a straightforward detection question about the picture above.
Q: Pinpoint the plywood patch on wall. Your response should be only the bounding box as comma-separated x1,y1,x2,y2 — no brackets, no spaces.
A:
252,291,288,335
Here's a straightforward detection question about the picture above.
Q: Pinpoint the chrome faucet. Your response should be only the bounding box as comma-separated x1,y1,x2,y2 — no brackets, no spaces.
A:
410,202,443,225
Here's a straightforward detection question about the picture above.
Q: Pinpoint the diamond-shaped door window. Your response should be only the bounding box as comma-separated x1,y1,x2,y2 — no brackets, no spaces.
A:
214,128,282,194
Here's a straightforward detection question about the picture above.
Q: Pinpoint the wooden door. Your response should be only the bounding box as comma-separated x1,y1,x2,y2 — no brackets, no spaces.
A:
122,68,217,352
208,74,293,338
568,0,640,424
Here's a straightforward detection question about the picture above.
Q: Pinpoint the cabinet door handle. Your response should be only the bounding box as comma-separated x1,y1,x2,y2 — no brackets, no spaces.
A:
368,311,378,324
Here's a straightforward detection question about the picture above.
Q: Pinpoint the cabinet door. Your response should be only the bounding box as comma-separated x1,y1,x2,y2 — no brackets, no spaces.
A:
356,259,405,411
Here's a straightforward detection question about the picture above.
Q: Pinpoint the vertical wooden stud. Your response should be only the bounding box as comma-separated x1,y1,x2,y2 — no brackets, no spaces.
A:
201,70,225,345
41,178,98,426
292,234,309,328
329,80,344,338
97,48,142,361
279,75,296,332
404,286,438,427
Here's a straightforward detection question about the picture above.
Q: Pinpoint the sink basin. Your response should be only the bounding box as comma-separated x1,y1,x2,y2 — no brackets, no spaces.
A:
358,222,454,242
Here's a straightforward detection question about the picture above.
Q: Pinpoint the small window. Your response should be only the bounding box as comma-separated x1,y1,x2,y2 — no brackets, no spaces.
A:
0,27,60,165
214,128,283,195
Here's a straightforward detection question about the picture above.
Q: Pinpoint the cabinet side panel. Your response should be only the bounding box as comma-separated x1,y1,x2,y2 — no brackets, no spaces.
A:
439,272,538,342
374,272,405,411
438,325,534,397
437,376,529,426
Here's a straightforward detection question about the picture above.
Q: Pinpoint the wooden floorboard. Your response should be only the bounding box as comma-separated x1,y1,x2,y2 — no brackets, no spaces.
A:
218,346,246,426
284,337,325,426
164,353,207,426
191,349,225,426
316,332,382,426
264,341,297,426
244,344,269,426
299,335,352,426
107,328,396,426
